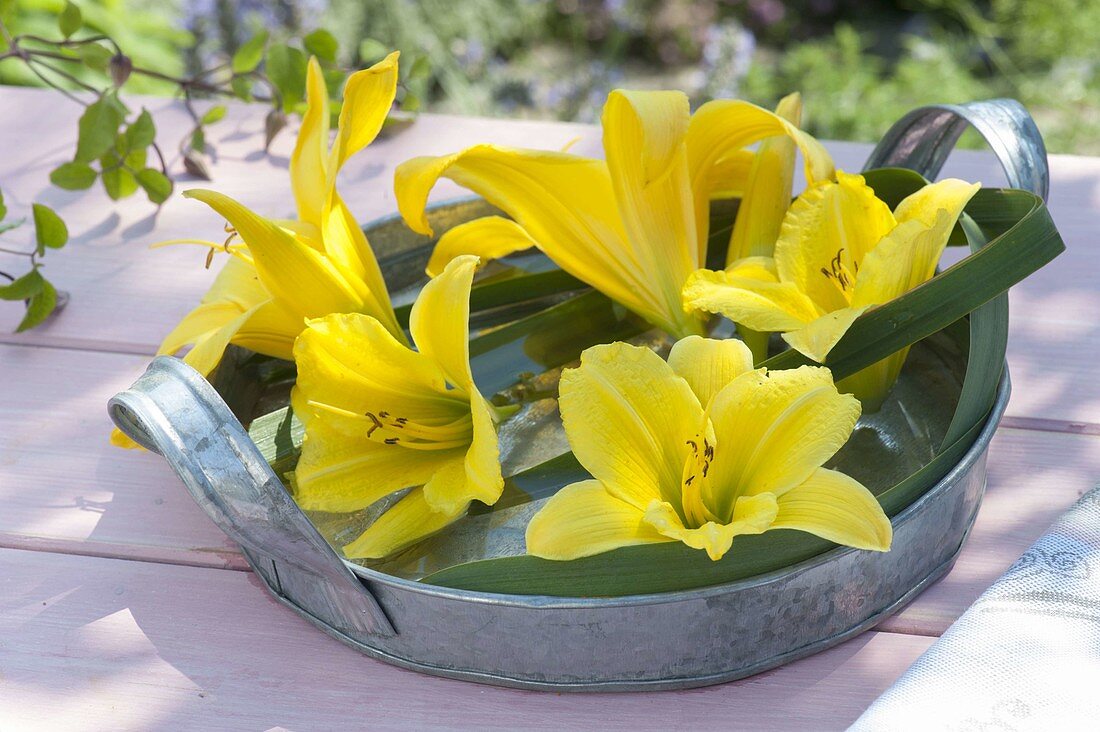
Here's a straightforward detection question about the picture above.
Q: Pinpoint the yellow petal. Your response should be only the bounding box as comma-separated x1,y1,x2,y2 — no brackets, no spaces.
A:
176,300,268,377
230,299,303,361
851,180,980,309
201,254,268,308
426,216,538,277
322,190,405,343
667,335,754,407
525,480,671,560
687,99,835,254
293,312,463,437
727,92,801,263
642,492,778,561
703,149,754,200
184,189,362,319
706,366,861,518
559,342,703,511
394,145,658,327
293,417,464,512
774,171,896,313
290,56,330,228
682,267,820,332
780,304,871,363
772,467,891,551
156,301,248,358
330,51,399,174
342,485,467,559
893,178,981,228
602,89,702,337
110,427,141,450
409,254,479,392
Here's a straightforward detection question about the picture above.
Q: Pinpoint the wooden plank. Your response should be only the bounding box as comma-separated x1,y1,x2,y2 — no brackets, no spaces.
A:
878,426,1100,636
0,342,246,569
0,546,931,730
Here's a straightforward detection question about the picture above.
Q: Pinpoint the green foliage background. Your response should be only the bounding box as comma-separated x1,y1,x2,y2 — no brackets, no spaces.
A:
3,0,1098,152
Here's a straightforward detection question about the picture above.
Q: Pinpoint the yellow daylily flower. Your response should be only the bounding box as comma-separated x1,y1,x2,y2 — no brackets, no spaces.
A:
112,53,403,449
525,337,891,561
683,171,980,410
394,89,833,340
290,255,513,559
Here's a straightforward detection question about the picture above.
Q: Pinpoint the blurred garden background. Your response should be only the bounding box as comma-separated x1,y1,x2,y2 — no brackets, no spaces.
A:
2,0,1098,152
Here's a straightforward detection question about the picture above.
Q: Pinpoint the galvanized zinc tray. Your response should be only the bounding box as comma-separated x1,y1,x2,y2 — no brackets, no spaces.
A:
108,100,1046,691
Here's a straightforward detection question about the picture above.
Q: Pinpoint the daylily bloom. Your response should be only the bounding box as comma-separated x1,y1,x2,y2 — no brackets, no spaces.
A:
526,337,891,561
394,89,833,340
683,171,980,410
112,53,403,448
290,255,514,559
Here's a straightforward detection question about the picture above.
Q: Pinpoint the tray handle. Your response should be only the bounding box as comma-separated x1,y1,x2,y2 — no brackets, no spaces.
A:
862,98,1049,199
109,356,395,637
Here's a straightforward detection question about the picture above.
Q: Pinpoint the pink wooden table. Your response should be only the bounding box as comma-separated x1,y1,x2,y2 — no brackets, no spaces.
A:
1,85,1098,729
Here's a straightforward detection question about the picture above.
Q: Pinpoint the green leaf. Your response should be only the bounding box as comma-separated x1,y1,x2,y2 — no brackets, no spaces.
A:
399,91,420,113
100,160,137,200
75,95,124,164
58,0,82,38
358,38,388,64
190,127,206,153
303,28,338,62
76,42,112,71
123,109,156,150
266,43,308,112
32,204,68,251
231,76,253,102
0,187,6,220
135,168,172,204
0,268,45,301
17,275,58,332
49,162,97,190
201,105,227,125
231,31,268,74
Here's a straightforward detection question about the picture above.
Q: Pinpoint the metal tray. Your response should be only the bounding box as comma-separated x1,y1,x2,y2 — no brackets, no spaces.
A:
107,99,1046,691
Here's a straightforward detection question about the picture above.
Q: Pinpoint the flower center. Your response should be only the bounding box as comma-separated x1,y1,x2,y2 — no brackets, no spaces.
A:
306,400,474,451
819,247,858,294
680,435,717,528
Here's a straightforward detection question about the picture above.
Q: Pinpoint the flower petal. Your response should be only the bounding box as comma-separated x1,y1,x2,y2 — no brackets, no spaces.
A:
893,178,981,228
322,190,405,342
394,145,658,325
230,299,303,361
409,254,478,392
173,300,268,376
184,189,362,319
525,480,671,560
707,366,861,518
780,304,871,363
727,92,801,263
772,467,892,551
293,312,460,437
668,335,754,407
342,485,468,559
851,180,980,310
289,56,330,228
292,416,463,512
559,342,703,511
330,51,399,174
774,171,897,313
687,99,835,253
683,267,820,332
426,216,538,277
602,89,702,336
703,149,754,200
642,493,778,561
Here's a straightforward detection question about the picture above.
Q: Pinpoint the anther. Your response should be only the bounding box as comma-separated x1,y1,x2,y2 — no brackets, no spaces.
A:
384,437,399,445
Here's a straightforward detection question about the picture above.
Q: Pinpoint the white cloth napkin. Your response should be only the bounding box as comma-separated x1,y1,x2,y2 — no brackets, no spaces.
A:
851,487,1100,730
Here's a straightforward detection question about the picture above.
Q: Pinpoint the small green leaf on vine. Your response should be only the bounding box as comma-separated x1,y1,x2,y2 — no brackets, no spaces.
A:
50,162,98,190
232,31,268,74
303,29,339,63
202,105,227,125
32,204,68,252
136,168,173,205
58,1,82,39
75,95,126,164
